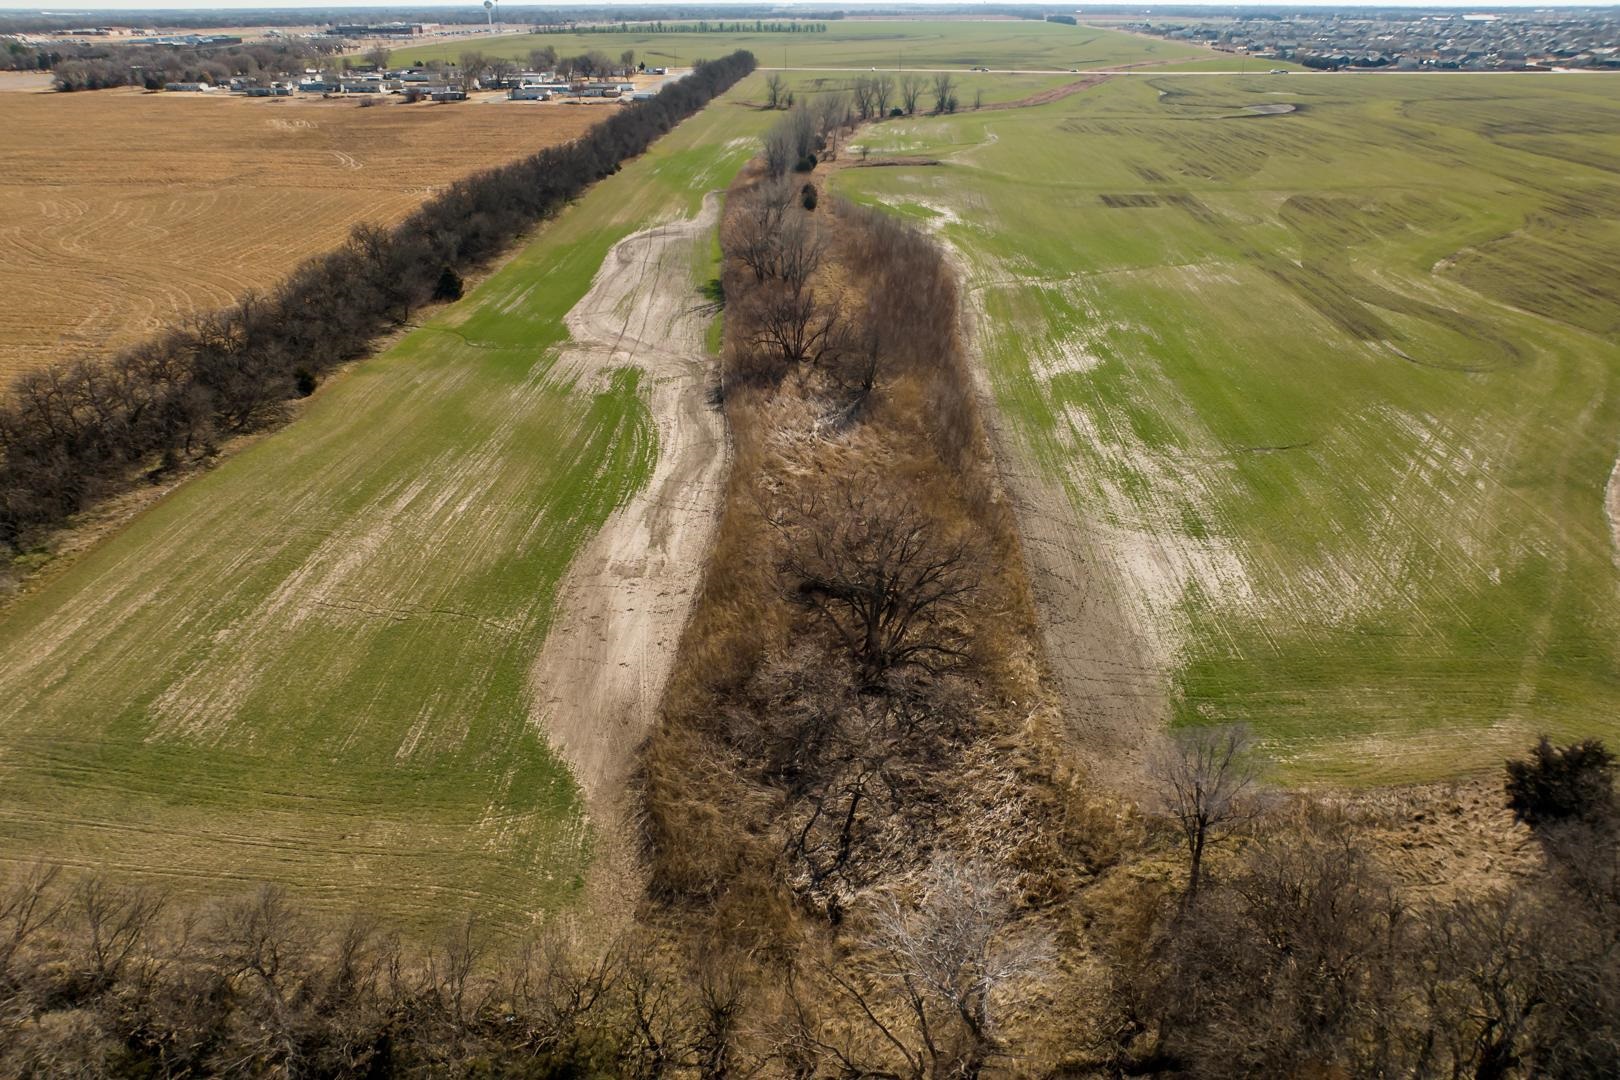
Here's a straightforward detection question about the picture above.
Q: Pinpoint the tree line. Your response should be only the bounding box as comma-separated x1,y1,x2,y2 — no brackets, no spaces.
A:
532,20,831,34
0,874,761,1076
0,736,1609,1076
43,39,338,90
0,50,756,556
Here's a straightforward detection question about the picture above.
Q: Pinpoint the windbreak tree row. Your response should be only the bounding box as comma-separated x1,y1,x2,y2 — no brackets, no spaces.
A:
0,49,756,554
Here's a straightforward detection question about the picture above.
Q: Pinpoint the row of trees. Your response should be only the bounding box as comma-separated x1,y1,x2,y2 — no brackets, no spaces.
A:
0,874,761,1076
47,39,337,91
533,20,832,34
457,46,640,85
0,739,1608,1076
0,50,757,554
761,72,965,122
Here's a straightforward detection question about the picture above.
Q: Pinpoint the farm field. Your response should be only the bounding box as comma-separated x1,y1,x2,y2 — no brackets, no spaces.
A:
0,87,604,382
397,18,1205,73
0,79,775,929
833,74,1620,784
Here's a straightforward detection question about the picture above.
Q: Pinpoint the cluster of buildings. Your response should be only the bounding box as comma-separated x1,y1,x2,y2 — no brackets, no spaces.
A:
165,66,662,104
1127,10,1620,71
328,23,425,39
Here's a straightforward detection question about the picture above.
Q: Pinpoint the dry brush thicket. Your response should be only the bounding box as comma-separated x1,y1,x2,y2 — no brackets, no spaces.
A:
0,51,756,558
639,119,1124,1073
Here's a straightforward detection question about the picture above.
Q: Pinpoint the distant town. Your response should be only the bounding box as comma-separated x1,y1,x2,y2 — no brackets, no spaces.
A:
1115,8,1620,71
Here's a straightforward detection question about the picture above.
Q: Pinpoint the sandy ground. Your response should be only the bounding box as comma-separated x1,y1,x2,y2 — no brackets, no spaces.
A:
945,245,1168,789
1607,451,1620,573
529,195,728,914
0,72,51,92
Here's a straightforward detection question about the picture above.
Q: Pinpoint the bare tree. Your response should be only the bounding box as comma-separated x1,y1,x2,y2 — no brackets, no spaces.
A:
931,72,956,115
874,74,894,116
620,49,636,74
486,56,517,87
72,876,166,991
786,104,817,161
816,91,852,154
747,280,848,374
764,72,785,109
972,88,983,110
1151,725,1260,900
361,44,390,71
828,859,1050,1077
725,179,795,281
852,76,875,120
528,45,558,72
762,122,795,178
760,104,816,177
0,863,62,982
776,486,979,682
775,213,825,293
899,74,923,115
457,50,488,90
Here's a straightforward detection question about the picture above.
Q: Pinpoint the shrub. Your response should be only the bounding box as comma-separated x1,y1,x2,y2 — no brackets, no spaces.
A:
801,184,818,211
293,367,317,397
795,153,817,173
433,265,464,302
1506,736,1617,826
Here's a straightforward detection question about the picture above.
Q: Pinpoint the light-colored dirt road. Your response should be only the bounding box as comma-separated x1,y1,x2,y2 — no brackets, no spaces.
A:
529,195,728,897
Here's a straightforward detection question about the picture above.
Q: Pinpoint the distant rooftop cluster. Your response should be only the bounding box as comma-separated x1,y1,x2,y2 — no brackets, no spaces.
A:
1124,9,1620,71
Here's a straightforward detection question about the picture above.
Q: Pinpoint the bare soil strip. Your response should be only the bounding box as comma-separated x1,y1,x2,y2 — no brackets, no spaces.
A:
529,195,728,897
948,247,1168,789
1607,450,1620,574
980,73,1110,111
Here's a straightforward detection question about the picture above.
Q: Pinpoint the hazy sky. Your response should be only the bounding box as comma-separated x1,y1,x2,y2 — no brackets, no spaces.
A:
5,1,1597,11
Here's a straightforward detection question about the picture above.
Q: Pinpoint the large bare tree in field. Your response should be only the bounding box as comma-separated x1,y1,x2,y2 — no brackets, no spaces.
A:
931,73,956,115
1152,725,1259,900
777,487,979,683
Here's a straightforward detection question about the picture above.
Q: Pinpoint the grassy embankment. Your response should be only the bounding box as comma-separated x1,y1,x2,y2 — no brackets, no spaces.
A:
834,74,1620,783
0,78,776,930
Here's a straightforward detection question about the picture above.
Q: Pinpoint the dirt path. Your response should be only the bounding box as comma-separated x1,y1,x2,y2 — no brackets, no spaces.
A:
1607,450,1620,573
529,194,728,910
980,74,1111,112
945,244,1169,789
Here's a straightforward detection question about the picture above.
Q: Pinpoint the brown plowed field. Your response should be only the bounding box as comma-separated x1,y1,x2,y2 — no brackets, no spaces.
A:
0,87,604,382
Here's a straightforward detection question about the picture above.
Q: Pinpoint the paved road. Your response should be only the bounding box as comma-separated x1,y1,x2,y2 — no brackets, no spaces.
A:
762,64,1613,77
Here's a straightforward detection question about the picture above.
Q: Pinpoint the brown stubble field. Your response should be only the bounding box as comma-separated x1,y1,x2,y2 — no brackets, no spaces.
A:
0,87,605,381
